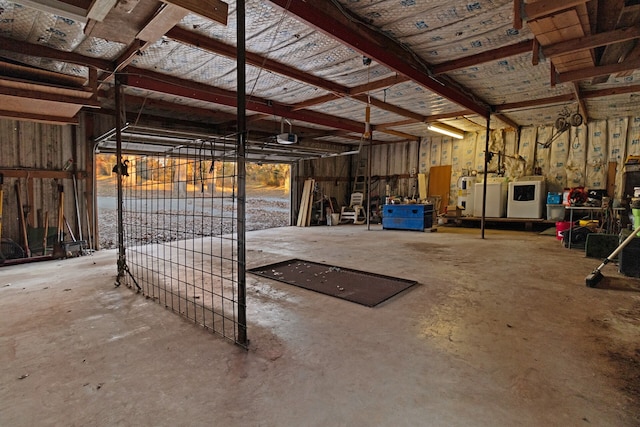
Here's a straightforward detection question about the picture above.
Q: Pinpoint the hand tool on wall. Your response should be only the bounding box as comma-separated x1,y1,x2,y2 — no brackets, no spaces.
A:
64,216,76,242
57,185,64,243
72,173,83,241
15,180,31,257
0,173,4,242
43,211,49,255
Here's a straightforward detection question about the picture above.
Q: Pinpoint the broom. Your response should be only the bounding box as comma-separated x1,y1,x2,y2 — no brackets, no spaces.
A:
586,224,640,287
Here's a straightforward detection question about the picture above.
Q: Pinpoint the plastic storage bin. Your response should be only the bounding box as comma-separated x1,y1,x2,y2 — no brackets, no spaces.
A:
546,204,565,221
547,192,562,204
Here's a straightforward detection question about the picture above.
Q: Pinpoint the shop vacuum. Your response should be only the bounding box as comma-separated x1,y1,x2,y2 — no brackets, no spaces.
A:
586,224,640,287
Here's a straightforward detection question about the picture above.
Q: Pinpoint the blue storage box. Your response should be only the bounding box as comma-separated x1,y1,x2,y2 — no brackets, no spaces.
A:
547,192,562,204
382,204,433,231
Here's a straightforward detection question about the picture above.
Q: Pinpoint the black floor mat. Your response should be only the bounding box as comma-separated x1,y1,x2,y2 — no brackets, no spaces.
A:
248,259,418,307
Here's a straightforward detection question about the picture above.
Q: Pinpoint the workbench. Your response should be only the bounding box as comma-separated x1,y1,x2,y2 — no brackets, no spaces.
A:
565,206,626,249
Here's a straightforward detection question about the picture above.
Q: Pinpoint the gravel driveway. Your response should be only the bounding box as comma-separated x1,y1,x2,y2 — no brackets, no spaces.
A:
97,181,290,249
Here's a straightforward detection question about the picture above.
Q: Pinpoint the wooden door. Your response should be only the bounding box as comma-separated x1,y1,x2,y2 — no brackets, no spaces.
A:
428,165,452,214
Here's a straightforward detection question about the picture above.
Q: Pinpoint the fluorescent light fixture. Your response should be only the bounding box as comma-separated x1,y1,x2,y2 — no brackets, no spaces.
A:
427,123,464,139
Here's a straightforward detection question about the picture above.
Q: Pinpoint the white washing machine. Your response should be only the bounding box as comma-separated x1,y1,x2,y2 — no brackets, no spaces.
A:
473,181,507,217
507,178,546,219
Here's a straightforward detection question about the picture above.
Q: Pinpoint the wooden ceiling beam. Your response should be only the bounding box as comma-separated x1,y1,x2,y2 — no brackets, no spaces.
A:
122,94,236,121
352,94,426,122
581,84,640,98
123,67,419,140
494,94,575,112
514,0,523,30
0,36,113,71
492,84,640,113
114,40,146,72
0,84,99,106
86,0,117,22
0,109,79,125
592,2,639,83
557,57,640,83
374,110,476,131
523,0,589,21
424,110,475,122
348,74,409,95
572,82,588,121
162,0,228,25
291,94,340,111
372,128,419,141
267,0,489,118
432,40,534,75
123,67,368,134
0,60,87,88
493,113,520,130
543,25,640,58
137,3,189,42
374,119,415,130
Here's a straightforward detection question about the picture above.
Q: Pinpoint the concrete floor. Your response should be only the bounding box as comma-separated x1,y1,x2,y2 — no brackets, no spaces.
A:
1,225,639,426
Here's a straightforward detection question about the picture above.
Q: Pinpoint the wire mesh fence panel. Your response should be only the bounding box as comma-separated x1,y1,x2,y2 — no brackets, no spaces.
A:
119,141,246,346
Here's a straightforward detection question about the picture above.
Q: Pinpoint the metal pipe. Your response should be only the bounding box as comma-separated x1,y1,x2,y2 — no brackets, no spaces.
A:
115,75,126,278
236,0,248,347
481,112,491,239
367,130,372,230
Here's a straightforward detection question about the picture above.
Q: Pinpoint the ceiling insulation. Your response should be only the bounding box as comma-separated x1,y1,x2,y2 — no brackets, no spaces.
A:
0,0,637,144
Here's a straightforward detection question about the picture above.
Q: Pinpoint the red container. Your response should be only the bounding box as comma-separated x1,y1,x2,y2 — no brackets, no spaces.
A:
556,221,572,241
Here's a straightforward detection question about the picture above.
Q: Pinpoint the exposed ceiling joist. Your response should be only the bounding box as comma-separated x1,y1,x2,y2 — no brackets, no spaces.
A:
371,128,418,141
17,0,88,22
348,74,409,95
87,0,118,22
557,57,640,83
122,68,370,135
291,94,339,111
0,108,79,125
137,3,189,42
493,83,640,113
121,93,236,122
114,40,146,72
0,60,86,88
592,2,640,83
162,0,228,26
267,0,490,118
543,25,640,58
0,85,98,106
494,94,575,112
493,113,520,130
523,0,589,21
581,83,640,99
433,40,534,75
572,82,588,120
375,119,415,130
352,95,425,123
0,36,113,72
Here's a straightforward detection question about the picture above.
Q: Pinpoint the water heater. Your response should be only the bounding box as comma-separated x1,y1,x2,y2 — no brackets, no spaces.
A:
457,176,476,215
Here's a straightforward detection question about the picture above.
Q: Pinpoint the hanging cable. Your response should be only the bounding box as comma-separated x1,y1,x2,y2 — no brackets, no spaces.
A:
363,57,371,139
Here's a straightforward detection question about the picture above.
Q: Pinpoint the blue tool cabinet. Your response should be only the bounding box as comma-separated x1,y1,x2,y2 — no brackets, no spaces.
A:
382,204,434,231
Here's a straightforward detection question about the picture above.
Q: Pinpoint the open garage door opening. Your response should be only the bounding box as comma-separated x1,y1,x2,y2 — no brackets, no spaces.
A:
95,151,290,346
